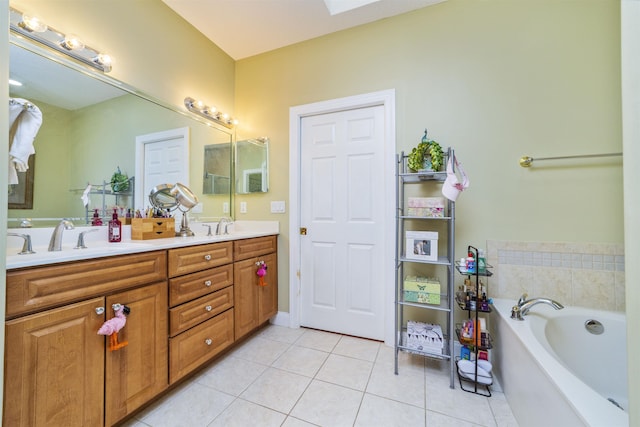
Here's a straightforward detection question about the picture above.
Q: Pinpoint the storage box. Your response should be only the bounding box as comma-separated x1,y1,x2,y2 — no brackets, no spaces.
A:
405,321,443,354
405,231,438,261
407,197,445,218
131,217,175,240
403,276,441,304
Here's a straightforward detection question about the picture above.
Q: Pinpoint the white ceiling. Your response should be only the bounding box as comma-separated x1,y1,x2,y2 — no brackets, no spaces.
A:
162,0,445,60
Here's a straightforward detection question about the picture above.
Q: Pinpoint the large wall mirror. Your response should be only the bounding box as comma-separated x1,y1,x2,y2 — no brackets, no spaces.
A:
7,35,233,227
236,138,269,194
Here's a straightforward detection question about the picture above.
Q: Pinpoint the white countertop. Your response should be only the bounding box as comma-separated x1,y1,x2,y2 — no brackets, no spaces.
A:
6,220,279,270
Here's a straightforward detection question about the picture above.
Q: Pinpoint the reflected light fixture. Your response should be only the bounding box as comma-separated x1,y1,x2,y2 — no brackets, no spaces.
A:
9,7,112,73
184,97,236,128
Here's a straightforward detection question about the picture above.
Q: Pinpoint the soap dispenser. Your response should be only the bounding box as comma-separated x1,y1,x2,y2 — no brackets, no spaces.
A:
108,208,122,242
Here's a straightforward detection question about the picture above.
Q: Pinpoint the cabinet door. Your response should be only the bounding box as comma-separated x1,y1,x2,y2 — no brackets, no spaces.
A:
233,257,260,339
4,297,105,427
258,252,278,324
104,281,168,426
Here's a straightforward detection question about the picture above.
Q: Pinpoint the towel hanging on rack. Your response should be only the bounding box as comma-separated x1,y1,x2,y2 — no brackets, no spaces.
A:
8,98,43,185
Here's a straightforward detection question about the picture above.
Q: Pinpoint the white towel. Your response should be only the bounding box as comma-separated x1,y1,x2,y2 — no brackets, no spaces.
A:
8,98,43,185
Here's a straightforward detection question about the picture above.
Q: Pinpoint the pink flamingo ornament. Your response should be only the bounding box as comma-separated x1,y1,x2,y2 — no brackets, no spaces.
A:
256,261,268,287
97,303,130,351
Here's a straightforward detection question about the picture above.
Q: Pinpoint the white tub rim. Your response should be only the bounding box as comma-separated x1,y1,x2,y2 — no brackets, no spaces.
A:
492,298,628,427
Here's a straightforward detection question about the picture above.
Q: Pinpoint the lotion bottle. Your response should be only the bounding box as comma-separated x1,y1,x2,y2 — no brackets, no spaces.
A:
109,208,122,242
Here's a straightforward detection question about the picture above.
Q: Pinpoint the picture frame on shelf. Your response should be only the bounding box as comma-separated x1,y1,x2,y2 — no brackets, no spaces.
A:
405,230,438,261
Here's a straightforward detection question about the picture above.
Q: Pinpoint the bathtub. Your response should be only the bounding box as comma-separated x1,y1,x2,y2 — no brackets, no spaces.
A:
490,299,628,427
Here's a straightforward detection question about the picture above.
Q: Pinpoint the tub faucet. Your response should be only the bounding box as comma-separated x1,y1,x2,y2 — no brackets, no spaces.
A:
512,296,564,320
48,219,75,251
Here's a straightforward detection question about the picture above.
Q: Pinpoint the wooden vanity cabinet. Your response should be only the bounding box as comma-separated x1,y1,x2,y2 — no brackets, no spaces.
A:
168,242,235,384
233,236,278,340
3,252,168,427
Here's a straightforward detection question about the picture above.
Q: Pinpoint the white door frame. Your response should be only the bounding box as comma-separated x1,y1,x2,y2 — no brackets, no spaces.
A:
289,89,396,346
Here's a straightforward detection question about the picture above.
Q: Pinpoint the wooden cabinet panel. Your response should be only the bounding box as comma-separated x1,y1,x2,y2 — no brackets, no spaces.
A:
168,242,233,277
233,235,277,261
169,286,234,337
258,252,278,325
169,263,233,307
169,309,234,384
104,281,168,426
6,251,167,318
3,297,106,427
234,252,278,340
233,258,260,340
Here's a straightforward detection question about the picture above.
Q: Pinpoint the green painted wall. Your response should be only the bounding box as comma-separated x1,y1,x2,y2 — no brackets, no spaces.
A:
235,0,622,312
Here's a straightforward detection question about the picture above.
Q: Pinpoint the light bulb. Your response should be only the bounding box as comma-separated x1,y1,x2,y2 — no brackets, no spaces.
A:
20,14,47,32
9,79,23,87
61,34,84,50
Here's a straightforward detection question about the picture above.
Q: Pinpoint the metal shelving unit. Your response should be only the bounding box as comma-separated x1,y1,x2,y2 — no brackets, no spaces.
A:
394,148,456,389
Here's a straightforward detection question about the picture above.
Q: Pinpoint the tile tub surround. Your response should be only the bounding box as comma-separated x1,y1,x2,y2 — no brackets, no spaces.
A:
487,240,625,312
120,325,518,427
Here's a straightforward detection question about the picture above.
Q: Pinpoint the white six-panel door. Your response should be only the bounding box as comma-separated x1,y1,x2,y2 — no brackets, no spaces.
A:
299,105,386,340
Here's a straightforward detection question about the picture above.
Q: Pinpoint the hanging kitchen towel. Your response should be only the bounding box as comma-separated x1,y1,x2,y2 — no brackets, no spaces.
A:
442,153,469,202
8,98,43,185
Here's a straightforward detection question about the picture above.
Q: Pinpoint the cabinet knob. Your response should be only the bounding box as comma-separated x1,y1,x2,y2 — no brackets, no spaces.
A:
204,254,212,261
205,338,213,346
204,280,212,287
205,305,213,312
95,306,105,315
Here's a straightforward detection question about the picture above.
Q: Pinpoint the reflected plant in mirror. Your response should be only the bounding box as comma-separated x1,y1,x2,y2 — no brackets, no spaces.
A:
7,35,233,227
236,137,269,194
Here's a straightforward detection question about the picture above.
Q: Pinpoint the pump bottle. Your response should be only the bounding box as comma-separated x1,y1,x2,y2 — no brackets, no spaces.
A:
109,208,122,242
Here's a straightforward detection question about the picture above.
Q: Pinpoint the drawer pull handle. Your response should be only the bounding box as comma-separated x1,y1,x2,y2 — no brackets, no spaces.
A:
205,305,213,312
204,280,212,287
205,338,213,346
95,307,105,315
204,254,212,261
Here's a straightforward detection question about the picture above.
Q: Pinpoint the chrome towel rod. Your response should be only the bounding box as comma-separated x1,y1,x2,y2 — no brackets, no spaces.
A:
519,152,622,167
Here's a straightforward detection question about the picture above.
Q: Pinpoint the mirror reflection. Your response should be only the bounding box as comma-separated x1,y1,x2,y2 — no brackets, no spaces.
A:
236,138,269,194
7,36,233,227
203,143,232,195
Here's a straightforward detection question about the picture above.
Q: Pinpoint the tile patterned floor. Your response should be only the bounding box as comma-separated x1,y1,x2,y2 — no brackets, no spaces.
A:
123,325,519,427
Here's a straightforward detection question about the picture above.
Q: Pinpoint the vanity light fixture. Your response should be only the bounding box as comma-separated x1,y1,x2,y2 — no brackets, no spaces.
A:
184,97,236,128
9,7,113,73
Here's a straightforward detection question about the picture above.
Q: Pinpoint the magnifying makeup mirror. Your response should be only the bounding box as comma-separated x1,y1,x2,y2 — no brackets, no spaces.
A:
171,182,199,237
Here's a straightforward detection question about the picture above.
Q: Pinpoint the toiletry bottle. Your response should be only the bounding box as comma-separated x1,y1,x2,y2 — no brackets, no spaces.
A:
109,208,122,242
478,249,486,273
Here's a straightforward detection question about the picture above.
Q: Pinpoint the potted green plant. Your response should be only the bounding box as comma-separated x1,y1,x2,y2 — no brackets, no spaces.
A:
110,166,129,193
407,129,444,172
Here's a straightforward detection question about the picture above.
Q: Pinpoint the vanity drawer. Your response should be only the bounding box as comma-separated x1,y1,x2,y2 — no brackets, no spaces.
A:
169,264,233,307
6,251,167,318
168,242,233,278
169,286,234,337
169,308,234,383
233,236,277,261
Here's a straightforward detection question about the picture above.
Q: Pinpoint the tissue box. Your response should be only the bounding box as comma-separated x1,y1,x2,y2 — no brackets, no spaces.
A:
404,276,441,305
405,321,443,353
407,197,445,218
405,231,438,261
131,218,175,240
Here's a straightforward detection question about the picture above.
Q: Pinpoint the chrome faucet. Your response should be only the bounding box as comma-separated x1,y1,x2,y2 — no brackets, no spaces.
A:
216,217,233,235
74,228,99,249
511,294,564,320
8,232,35,255
48,219,75,251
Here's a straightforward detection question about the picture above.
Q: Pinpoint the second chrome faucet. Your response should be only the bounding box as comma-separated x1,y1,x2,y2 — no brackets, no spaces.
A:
511,293,564,320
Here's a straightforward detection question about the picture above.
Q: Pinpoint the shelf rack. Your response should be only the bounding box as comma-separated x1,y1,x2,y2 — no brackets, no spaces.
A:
394,149,456,389
455,244,493,396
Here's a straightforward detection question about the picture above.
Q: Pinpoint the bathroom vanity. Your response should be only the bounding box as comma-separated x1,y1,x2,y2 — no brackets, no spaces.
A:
3,227,278,426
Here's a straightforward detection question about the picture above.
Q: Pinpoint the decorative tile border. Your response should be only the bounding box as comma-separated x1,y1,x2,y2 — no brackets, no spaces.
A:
486,240,626,312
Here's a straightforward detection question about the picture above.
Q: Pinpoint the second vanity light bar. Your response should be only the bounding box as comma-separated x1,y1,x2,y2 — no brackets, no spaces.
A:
184,97,237,128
